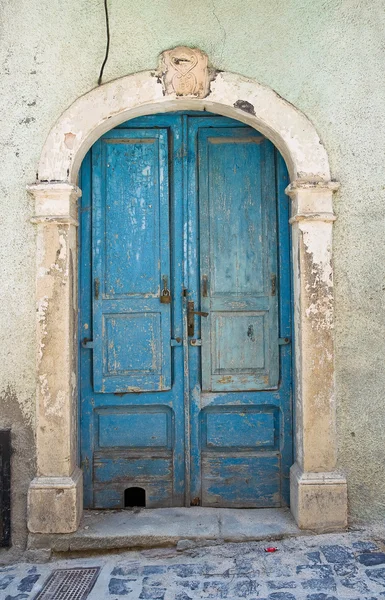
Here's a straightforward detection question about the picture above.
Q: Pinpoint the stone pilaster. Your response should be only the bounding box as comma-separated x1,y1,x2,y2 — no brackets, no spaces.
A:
287,180,347,531
27,183,83,534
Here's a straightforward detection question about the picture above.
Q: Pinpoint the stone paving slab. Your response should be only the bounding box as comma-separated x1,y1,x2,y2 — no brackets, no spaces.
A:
3,530,385,599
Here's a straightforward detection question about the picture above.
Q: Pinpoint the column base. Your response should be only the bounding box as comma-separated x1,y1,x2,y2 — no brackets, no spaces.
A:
28,467,83,534
290,462,347,531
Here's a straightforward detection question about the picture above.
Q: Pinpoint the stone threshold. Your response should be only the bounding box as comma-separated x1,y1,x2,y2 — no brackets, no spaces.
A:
28,507,306,554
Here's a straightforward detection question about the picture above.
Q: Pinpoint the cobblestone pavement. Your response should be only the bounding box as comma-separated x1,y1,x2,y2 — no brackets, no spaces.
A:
3,530,385,599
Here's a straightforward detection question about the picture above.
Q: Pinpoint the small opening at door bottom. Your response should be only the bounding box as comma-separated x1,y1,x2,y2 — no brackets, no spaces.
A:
124,487,146,508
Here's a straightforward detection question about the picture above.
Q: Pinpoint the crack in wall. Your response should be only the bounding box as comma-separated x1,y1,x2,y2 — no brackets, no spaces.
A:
211,0,227,64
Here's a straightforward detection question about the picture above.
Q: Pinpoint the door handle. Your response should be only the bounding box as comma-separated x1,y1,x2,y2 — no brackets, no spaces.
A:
187,301,208,337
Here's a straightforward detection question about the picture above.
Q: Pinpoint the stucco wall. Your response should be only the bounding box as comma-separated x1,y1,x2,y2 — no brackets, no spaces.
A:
1,0,384,548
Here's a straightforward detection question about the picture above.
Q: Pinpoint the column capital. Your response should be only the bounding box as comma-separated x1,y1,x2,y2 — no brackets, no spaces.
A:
27,181,81,225
289,213,337,224
286,179,339,224
285,179,340,195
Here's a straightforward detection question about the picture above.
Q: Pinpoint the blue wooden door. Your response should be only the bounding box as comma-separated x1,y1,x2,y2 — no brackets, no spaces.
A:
80,113,292,509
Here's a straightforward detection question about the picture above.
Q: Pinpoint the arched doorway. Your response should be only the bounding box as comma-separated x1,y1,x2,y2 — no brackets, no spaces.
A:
27,49,347,535
79,112,293,509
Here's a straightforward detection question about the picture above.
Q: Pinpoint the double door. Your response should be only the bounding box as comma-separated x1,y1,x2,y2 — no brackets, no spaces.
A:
80,113,292,509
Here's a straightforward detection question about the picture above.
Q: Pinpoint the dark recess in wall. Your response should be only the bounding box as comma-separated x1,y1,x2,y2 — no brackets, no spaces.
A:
0,430,11,546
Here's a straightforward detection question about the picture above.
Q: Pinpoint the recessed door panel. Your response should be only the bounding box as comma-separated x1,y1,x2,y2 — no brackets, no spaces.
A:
103,139,162,297
203,409,277,449
201,455,281,508
203,135,265,296
212,312,267,372
96,408,172,449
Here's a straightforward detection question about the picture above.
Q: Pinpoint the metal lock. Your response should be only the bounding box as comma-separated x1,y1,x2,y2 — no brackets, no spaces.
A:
160,288,172,304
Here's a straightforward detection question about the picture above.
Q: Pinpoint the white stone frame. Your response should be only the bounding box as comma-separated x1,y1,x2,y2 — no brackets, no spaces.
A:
27,70,347,534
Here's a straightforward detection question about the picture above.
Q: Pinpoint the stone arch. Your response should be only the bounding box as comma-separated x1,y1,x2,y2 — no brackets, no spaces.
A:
27,57,347,537
37,71,330,185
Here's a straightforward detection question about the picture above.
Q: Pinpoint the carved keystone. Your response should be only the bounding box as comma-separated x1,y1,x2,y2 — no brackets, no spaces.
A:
159,47,210,98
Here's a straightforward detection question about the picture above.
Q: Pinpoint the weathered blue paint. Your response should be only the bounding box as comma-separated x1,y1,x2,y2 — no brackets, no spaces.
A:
92,130,172,393
79,112,292,509
198,127,279,391
203,409,277,448
80,115,186,508
96,407,172,449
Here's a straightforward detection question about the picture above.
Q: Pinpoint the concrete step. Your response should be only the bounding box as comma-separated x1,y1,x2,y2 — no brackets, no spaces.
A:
28,507,303,553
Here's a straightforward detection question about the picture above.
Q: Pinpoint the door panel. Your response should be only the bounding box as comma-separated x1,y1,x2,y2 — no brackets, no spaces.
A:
92,130,171,393
202,407,277,449
80,117,186,509
80,112,293,510
187,116,291,508
199,128,279,392
202,455,280,508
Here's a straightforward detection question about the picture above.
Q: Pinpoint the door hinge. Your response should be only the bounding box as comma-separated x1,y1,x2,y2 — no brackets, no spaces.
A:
94,278,100,300
171,338,182,347
271,274,277,296
278,337,291,345
81,456,90,470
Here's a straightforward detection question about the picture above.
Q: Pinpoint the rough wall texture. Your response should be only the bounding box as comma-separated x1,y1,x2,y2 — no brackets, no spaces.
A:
0,0,385,546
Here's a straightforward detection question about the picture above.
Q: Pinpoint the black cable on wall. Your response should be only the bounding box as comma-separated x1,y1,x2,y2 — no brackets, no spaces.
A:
98,0,110,86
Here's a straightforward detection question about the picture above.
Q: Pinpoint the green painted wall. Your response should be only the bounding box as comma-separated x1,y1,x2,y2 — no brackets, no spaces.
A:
1,0,385,549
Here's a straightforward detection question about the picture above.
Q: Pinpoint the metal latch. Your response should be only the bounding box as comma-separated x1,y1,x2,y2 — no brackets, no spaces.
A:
187,301,209,337
82,338,94,349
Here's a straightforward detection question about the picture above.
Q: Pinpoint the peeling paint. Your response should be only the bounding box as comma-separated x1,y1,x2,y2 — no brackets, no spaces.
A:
301,223,334,332
233,99,255,115
64,132,76,149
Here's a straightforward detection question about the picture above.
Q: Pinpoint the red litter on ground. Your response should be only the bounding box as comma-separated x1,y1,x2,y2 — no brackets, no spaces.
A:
264,547,279,553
